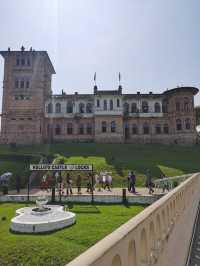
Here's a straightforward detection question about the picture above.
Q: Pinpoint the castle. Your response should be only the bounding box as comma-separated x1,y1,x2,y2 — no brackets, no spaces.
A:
0,47,199,145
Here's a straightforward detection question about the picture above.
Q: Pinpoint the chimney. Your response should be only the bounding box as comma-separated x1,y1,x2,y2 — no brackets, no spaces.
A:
149,91,153,95
93,85,98,94
118,85,122,94
137,91,140,95
75,92,78,95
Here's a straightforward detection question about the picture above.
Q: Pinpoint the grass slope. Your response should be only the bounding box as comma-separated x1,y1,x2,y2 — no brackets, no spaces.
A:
0,203,144,266
0,143,200,187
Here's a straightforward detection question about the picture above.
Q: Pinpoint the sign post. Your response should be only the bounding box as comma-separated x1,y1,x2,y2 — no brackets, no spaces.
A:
30,164,94,203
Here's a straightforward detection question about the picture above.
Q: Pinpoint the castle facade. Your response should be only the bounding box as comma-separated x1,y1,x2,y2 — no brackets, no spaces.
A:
0,48,199,145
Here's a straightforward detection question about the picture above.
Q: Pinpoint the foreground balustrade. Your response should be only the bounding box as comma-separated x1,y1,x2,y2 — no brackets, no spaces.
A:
67,173,200,266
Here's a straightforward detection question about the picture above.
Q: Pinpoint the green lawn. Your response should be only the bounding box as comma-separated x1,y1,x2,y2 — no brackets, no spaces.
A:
0,203,144,266
0,143,200,187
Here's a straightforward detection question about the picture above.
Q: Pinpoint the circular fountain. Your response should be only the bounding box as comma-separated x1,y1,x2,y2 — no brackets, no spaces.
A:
10,197,76,233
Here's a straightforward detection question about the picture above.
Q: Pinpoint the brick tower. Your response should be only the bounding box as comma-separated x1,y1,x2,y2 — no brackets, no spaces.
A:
0,47,55,144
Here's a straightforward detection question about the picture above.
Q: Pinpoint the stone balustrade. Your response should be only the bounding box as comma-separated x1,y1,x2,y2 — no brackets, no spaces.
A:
67,173,200,266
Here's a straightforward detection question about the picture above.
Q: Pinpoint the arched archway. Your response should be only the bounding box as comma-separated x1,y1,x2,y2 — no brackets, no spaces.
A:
112,254,122,266
128,240,137,266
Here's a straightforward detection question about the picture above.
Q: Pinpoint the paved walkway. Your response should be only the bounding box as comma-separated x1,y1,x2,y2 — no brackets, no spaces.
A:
6,187,165,197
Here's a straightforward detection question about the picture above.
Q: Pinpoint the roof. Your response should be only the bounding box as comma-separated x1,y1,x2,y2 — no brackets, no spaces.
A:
0,50,56,74
163,86,199,96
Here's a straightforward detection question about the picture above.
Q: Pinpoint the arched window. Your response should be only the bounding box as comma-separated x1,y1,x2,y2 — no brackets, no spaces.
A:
96,99,100,108
86,103,92,113
155,124,161,134
20,79,24,88
163,124,169,134
132,124,138,134
154,102,161,113
47,103,53,113
162,99,168,113
55,103,61,113
185,118,191,130
131,102,137,113
110,100,113,110
176,101,181,112
67,123,73,134
86,124,92,135
79,102,85,113
111,121,116,133
143,123,149,134
79,124,84,134
117,98,120,107
184,98,190,112
103,100,107,110
176,119,182,131
102,121,107,133
66,101,73,113
55,124,61,135
142,101,149,113
124,102,129,113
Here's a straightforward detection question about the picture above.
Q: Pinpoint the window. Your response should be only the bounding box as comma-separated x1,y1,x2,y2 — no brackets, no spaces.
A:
185,118,191,130
27,58,30,66
47,103,53,113
55,124,61,135
143,123,149,134
103,100,107,111
97,99,100,108
110,100,113,110
66,102,73,113
86,103,92,113
86,124,92,135
155,102,161,113
155,124,161,134
124,102,129,113
79,124,84,135
111,121,116,133
67,123,73,134
102,121,107,133
79,102,85,113
162,99,168,113
16,58,20,66
21,58,25,66
26,80,30,89
176,102,181,112
117,98,120,107
176,119,182,131
132,124,138,134
55,103,61,113
163,124,169,134
142,101,149,113
20,80,24,88
184,98,190,112
15,79,19,88
131,103,137,113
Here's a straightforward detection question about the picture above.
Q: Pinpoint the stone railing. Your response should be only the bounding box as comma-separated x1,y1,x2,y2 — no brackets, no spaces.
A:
67,173,200,266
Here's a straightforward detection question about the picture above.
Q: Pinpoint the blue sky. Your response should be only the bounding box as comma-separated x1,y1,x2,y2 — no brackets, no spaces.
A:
0,0,200,107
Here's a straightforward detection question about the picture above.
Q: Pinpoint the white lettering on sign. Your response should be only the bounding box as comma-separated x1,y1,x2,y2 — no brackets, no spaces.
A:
30,164,93,171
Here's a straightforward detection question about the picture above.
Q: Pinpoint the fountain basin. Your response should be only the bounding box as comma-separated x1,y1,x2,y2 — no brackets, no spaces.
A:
10,205,76,233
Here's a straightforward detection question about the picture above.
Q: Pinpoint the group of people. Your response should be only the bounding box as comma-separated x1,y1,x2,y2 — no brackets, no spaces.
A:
127,170,155,194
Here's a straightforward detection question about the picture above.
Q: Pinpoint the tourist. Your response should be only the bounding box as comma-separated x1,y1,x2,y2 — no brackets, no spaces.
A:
127,171,131,192
146,170,154,194
66,173,73,195
162,174,170,193
76,174,82,194
104,172,112,192
86,173,93,193
130,171,136,193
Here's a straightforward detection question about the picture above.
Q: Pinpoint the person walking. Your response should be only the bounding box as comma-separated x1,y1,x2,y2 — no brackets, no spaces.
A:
146,170,154,194
86,173,93,193
130,171,136,193
162,174,170,193
66,173,73,195
76,174,82,194
127,171,131,192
